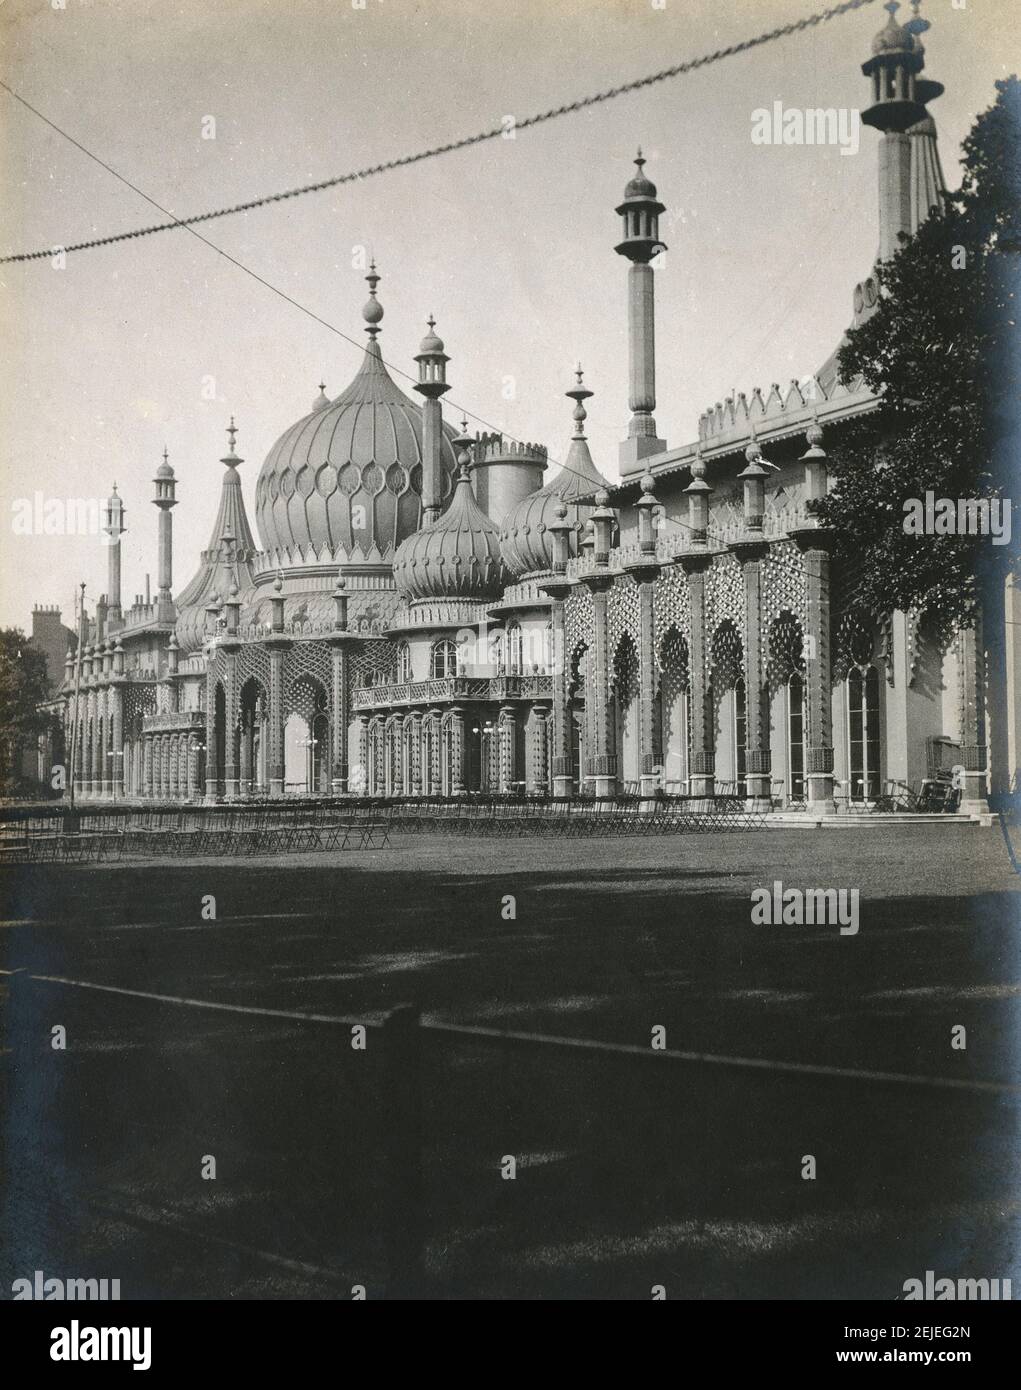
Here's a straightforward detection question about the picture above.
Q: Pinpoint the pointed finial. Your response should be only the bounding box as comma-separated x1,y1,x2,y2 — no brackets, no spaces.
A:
363,261,383,339
162,446,169,464
427,315,436,332
566,364,593,439
635,147,645,170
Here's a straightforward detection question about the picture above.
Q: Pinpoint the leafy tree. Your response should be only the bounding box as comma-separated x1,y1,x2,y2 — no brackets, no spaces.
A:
817,76,1021,630
0,628,58,795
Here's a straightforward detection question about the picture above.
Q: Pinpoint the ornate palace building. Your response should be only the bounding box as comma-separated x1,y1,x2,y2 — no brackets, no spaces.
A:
37,3,1019,814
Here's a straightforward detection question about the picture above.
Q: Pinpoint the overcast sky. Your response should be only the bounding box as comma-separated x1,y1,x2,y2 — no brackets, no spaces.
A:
0,0,1012,629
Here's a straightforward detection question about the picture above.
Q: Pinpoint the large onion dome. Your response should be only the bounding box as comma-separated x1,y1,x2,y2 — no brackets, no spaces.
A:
393,427,509,601
254,265,459,563
500,368,612,578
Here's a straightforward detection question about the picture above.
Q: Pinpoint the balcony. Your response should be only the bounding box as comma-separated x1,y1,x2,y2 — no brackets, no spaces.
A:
351,674,553,710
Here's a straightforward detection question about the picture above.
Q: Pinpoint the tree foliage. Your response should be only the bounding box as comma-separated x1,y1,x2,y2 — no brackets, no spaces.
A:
817,77,1021,628
0,628,57,794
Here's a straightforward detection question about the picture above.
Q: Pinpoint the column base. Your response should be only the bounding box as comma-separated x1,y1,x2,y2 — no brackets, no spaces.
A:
553,775,574,798
806,774,837,815
690,775,715,796
270,778,285,798
592,775,617,797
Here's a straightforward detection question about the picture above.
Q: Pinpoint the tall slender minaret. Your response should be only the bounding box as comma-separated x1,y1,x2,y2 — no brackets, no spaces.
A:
861,1,943,262
153,447,177,621
414,315,451,525
102,483,125,625
615,150,666,470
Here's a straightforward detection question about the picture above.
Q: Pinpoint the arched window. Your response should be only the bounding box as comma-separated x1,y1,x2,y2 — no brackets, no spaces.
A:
787,673,806,803
507,621,523,675
733,677,747,797
396,641,412,683
847,666,881,801
542,622,553,674
431,639,457,680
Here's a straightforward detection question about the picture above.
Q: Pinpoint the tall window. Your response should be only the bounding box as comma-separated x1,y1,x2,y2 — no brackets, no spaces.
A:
733,677,747,796
489,629,506,673
507,621,523,675
396,641,412,683
847,666,881,801
542,622,553,674
431,639,457,679
787,673,806,802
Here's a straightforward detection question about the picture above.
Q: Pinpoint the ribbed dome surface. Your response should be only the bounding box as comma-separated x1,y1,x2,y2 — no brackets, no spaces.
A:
393,467,509,600
499,434,612,578
255,342,459,559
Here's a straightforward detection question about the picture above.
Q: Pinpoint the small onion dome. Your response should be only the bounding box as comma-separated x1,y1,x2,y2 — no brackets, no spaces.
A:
312,381,330,412
156,447,174,479
500,366,612,578
624,149,657,199
418,315,445,355
871,1,914,54
393,462,509,601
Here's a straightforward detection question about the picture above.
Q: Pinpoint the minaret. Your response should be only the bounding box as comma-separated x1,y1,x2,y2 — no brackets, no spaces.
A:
102,483,125,624
861,1,942,262
615,150,667,469
414,314,451,525
153,447,177,622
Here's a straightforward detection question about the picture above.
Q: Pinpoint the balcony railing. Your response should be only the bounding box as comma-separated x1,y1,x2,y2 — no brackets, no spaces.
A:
351,674,553,710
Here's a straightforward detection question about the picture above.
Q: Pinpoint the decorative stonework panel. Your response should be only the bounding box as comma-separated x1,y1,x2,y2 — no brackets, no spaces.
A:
834,606,879,681
564,584,594,658
710,619,744,696
607,576,640,653
284,640,332,694
766,611,806,693
236,643,271,699
704,554,743,639
653,566,690,650
762,541,807,632
350,638,400,686
658,626,689,697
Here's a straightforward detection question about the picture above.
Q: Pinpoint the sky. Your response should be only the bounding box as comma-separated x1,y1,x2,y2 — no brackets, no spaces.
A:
0,0,1014,630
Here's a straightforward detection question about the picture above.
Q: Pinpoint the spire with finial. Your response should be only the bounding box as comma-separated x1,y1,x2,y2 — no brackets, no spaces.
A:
452,417,474,479
566,365,593,439
362,259,383,340
312,380,330,412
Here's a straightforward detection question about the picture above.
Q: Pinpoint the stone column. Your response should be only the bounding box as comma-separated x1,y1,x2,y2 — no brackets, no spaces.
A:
205,667,219,801
450,706,465,795
792,534,837,814
354,713,369,795
223,648,239,798
266,639,290,797
680,556,714,796
188,734,202,800
329,641,349,793
499,704,517,793
582,579,617,796
958,615,990,815
550,598,573,796
142,735,153,798
732,541,771,811
531,704,549,794
409,712,422,794
92,694,104,798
